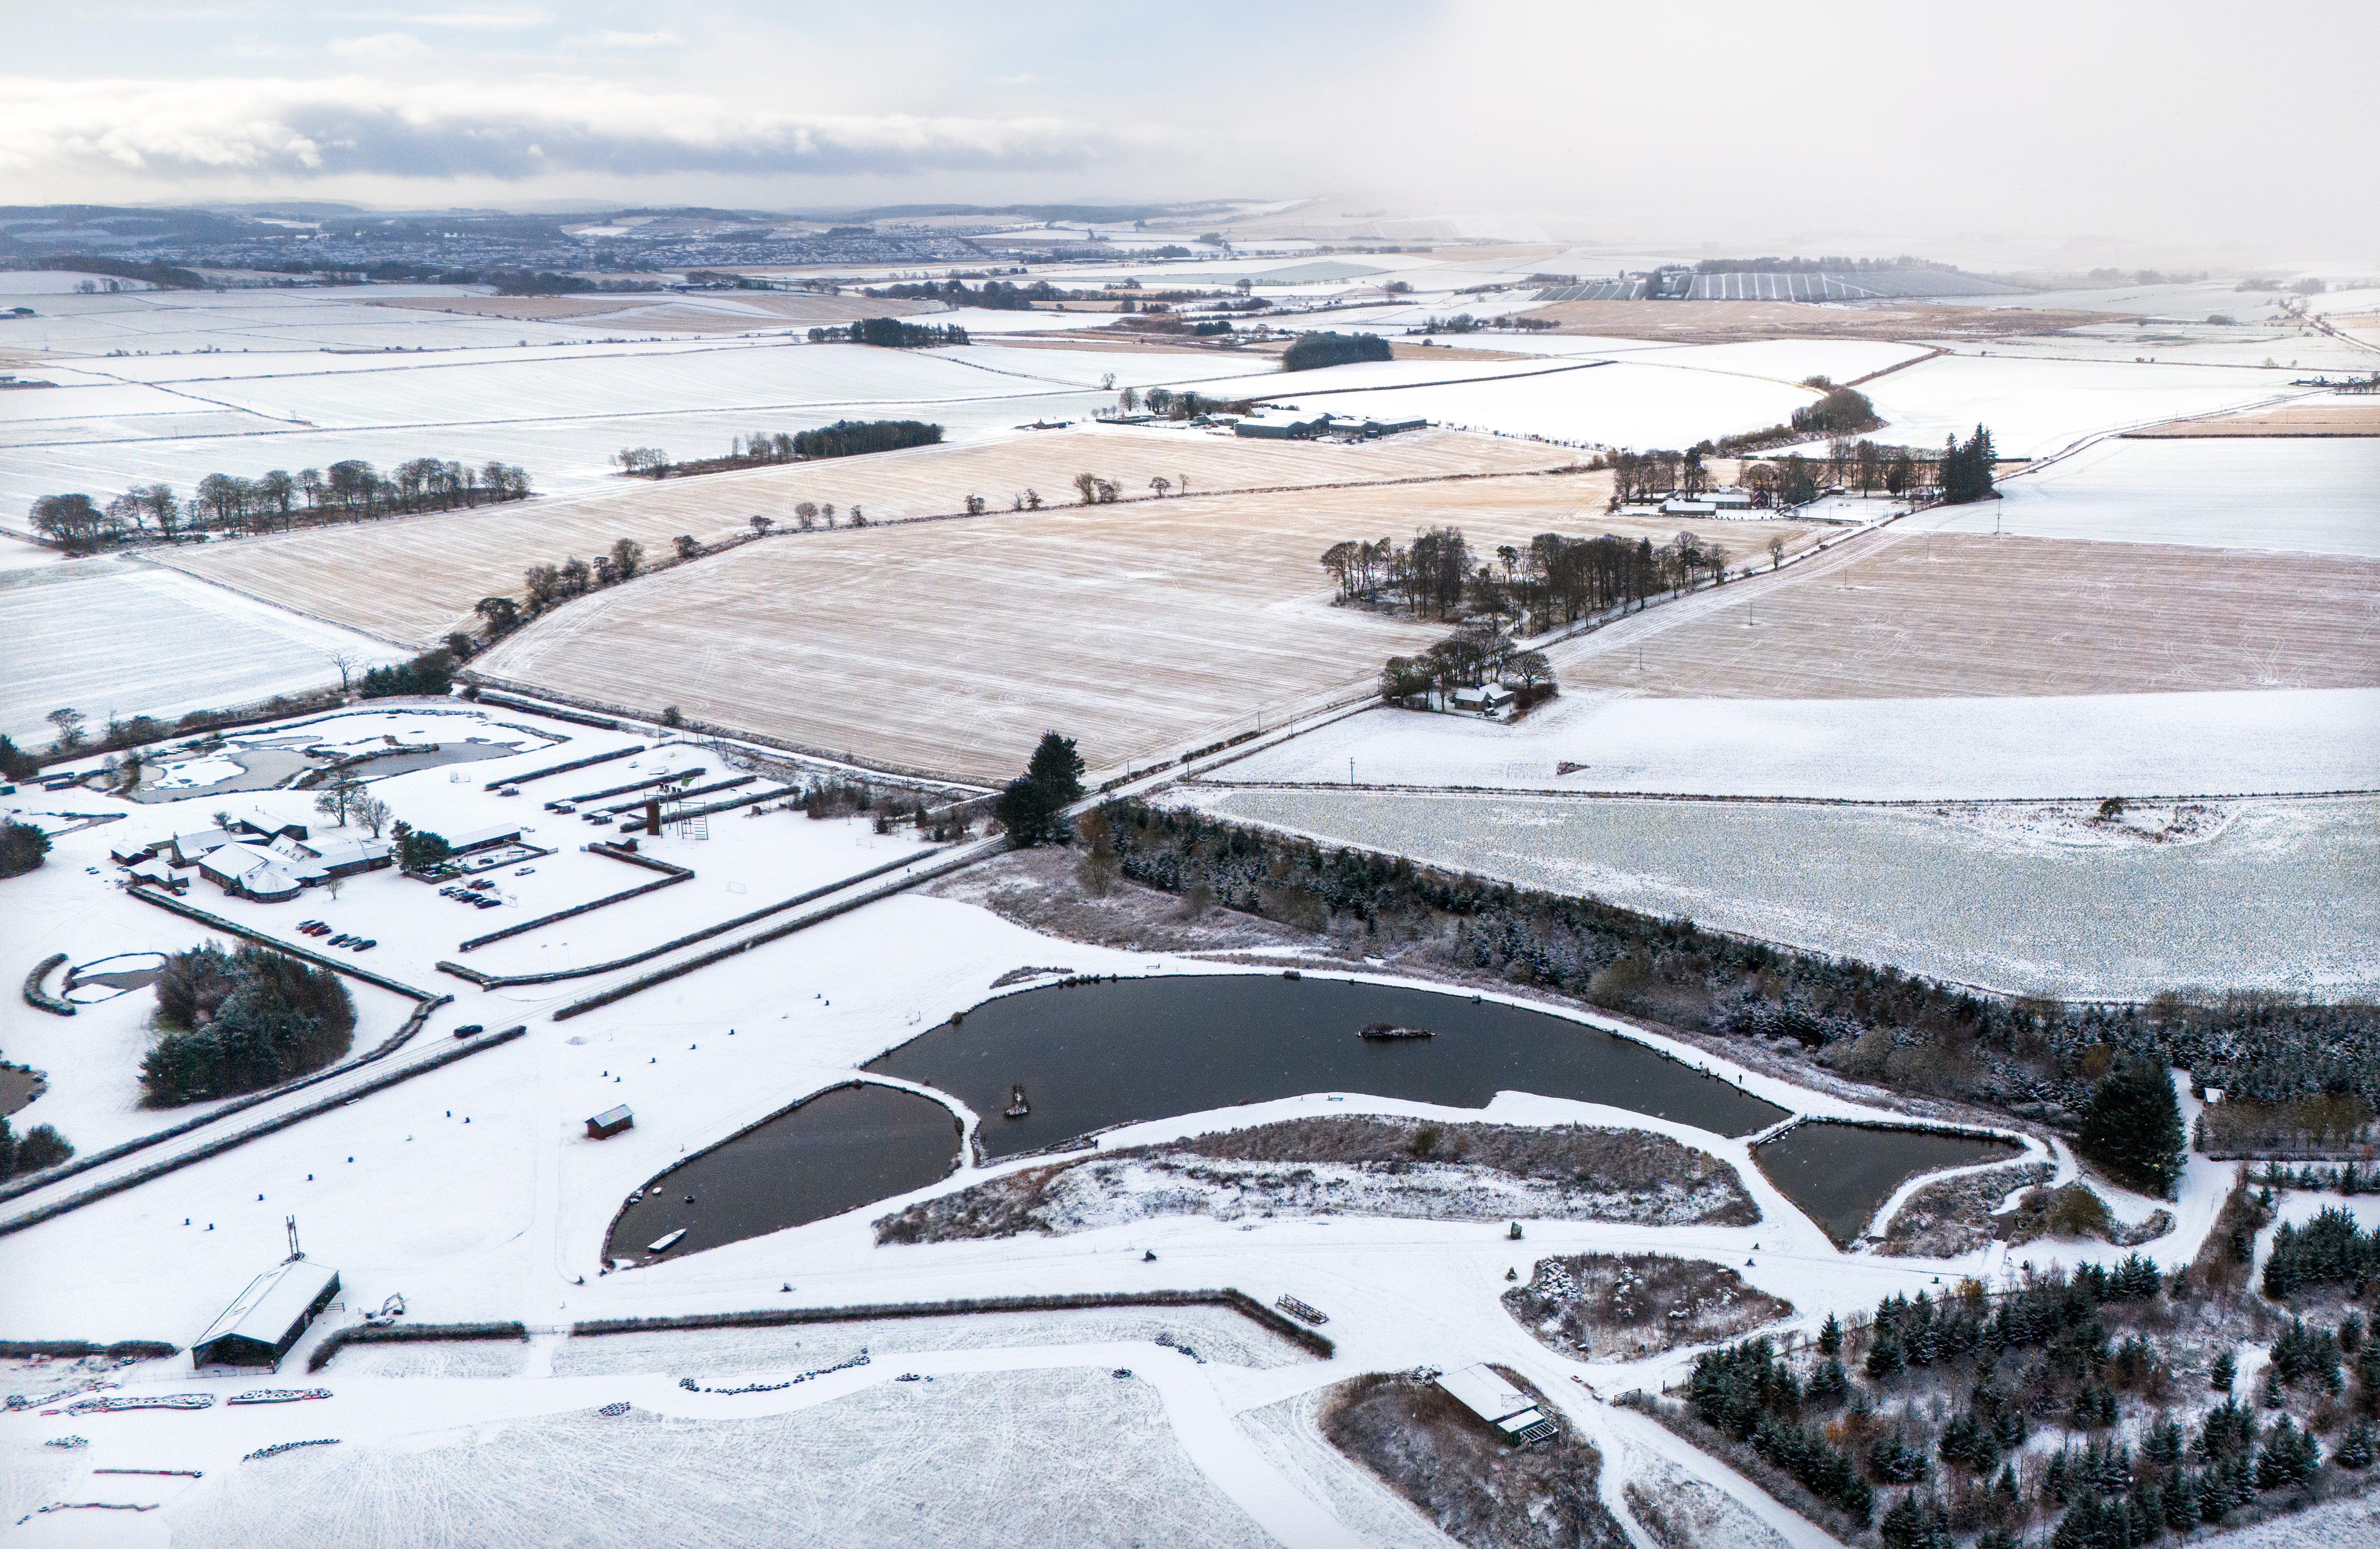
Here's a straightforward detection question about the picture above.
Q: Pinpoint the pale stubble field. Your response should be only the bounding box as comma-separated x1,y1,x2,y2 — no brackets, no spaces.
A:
468,467,1834,781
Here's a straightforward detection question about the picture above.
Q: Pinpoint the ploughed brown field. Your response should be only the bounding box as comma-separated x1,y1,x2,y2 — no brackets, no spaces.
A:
1513,299,2122,344
467,468,1834,782
153,427,1583,646
1544,526,2380,700
2127,400,2380,437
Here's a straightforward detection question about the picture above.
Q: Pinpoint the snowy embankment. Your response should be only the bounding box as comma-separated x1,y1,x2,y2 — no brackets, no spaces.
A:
1204,686,2380,800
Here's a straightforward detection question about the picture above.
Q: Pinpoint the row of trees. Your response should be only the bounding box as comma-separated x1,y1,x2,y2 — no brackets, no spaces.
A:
31,457,530,549
1105,386,1256,421
1283,331,1393,371
506,536,649,620
805,317,971,347
1324,526,1743,629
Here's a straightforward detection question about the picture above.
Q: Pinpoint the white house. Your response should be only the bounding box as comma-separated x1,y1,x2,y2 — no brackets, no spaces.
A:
1449,682,1516,717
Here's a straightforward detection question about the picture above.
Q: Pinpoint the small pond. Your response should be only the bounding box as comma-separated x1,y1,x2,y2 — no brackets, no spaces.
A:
0,1067,43,1118
867,975,1787,1160
604,1082,961,1266
1754,1121,2022,1247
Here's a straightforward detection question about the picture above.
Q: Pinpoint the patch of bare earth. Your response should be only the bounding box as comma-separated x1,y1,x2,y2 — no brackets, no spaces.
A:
874,1116,1756,1245
1505,1252,1791,1360
2126,401,2380,437
1321,1368,1630,1549
1547,529,2380,700
1877,1161,2055,1257
1511,299,2122,344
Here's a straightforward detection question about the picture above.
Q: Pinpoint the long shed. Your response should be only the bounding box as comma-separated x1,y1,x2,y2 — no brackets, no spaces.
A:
191,1260,341,1369
1435,1363,1562,1446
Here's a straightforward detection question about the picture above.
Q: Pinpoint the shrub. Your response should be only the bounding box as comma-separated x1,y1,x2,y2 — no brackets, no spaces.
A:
141,943,356,1105
0,818,49,878
0,1115,75,1179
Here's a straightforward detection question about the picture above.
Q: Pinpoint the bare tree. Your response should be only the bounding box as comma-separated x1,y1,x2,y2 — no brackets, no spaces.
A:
326,650,361,696
747,516,772,537
1073,473,1100,505
352,794,392,836
46,707,86,750
1767,535,1785,571
1150,476,1171,498
314,770,365,826
795,501,818,530
611,536,645,576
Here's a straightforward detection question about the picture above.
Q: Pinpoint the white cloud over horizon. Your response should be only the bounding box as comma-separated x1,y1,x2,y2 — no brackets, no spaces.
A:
3,0,2373,262
0,76,1126,186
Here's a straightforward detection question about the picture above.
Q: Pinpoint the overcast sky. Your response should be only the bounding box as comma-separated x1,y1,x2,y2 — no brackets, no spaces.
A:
6,1,2372,265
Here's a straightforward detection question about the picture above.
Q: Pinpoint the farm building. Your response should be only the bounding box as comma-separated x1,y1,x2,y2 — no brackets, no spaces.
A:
1449,683,1517,716
442,824,524,856
191,1259,342,1370
1661,498,1717,516
270,833,394,881
586,1105,635,1139
196,843,305,902
1235,411,1428,441
1434,1363,1561,1446
168,829,238,867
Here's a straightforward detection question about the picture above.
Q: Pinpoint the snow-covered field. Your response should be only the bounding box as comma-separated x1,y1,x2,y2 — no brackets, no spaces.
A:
1171,788,2379,999
1193,355,1819,448
1910,435,2380,556
0,558,406,742
1211,688,2380,800
1862,354,2308,457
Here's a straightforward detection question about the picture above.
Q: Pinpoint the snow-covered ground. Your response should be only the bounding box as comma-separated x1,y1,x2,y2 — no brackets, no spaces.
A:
1,705,942,1156
0,699,2273,1546
1908,435,2380,557
0,559,407,742
1208,688,2380,801
1170,789,2379,1000
1862,354,2309,457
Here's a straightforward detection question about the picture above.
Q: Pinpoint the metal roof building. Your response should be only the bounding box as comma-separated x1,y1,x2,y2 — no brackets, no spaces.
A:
1435,1363,1562,1446
191,1260,341,1370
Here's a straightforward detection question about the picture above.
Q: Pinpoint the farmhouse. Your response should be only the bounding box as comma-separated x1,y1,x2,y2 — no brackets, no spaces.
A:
1435,1363,1562,1446
1235,411,1428,441
1450,682,1516,716
196,843,305,902
191,1258,342,1370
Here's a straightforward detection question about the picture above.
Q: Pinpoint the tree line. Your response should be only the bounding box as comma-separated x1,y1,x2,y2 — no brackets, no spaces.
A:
613,419,943,479
805,318,971,347
1324,525,1740,630
31,457,531,550
1379,620,1554,703
1283,331,1393,371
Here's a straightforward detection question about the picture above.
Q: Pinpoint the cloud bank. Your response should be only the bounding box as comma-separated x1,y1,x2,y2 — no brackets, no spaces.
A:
0,76,1119,185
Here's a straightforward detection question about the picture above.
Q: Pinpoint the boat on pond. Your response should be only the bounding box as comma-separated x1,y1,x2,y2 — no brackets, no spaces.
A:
1003,1084,1030,1119
647,1228,687,1254
1358,1023,1433,1041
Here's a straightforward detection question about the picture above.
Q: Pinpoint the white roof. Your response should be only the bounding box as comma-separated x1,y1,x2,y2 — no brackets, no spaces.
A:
194,1259,339,1353
444,824,523,853
1436,1363,1536,1426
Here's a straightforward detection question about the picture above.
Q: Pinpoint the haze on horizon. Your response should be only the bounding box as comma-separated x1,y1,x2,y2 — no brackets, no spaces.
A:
3,0,2374,269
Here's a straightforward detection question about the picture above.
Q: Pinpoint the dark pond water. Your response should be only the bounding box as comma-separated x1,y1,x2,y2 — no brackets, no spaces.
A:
604,1082,961,1265
867,975,1787,1160
1755,1121,2021,1247
0,1067,42,1118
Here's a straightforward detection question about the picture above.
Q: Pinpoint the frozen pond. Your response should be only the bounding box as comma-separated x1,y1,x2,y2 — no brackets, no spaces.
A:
1755,1122,2019,1247
871,975,1786,1162
1185,790,2380,1000
606,1081,962,1266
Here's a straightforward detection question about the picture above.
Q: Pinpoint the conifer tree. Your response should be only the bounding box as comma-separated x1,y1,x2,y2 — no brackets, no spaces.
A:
2079,1058,2187,1197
